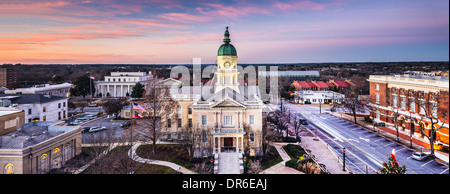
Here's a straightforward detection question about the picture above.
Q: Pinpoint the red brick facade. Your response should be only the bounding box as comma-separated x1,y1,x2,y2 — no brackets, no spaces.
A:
368,79,449,151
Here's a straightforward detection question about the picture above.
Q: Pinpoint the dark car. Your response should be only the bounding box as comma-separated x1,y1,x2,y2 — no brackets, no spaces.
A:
300,119,308,125
82,126,91,133
121,121,131,127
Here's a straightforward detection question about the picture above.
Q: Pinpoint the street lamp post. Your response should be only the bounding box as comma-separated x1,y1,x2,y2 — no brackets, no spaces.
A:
343,147,346,171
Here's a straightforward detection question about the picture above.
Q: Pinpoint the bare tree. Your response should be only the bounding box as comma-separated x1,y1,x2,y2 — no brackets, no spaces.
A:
135,69,175,154
386,87,402,142
102,97,129,118
342,87,366,124
416,90,449,158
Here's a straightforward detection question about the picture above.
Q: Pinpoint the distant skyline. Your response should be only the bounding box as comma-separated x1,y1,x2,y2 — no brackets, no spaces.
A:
1,0,448,64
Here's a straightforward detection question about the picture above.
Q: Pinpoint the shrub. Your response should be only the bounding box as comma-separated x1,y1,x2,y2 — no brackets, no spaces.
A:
285,159,298,169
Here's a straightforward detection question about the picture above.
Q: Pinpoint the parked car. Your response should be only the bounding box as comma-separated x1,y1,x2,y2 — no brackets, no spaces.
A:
300,119,308,125
412,152,429,161
82,126,91,133
89,126,106,133
121,121,131,127
89,103,97,107
69,120,83,125
84,114,97,120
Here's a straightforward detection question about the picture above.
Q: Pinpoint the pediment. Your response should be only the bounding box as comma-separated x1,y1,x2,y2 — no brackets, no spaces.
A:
211,98,245,108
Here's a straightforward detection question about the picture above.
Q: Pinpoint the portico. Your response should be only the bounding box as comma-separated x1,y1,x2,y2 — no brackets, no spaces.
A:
212,129,245,154
94,71,152,97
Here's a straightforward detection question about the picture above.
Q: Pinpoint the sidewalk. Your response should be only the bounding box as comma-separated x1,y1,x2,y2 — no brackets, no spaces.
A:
259,144,303,174
328,111,449,165
128,143,197,174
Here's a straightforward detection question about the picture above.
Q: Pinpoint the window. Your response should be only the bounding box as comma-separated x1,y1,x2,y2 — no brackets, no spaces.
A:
249,115,254,125
392,95,397,107
202,115,207,126
63,111,66,119
53,148,62,169
250,132,255,142
224,115,232,126
419,100,425,114
202,131,207,143
43,116,46,121
410,98,415,112
58,112,61,120
431,102,437,117
43,106,46,112
375,84,379,90
63,102,66,107
188,108,192,114
401,96,406,109
167,119,171,128
40,153,49,174
188,118,192,128
4,163,14,174
28,109,32,115
177,105,181,115
58,103,61,108
178,118,182,128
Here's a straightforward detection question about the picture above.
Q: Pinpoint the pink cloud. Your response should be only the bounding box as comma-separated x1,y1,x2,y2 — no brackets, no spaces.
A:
197,3,270,19
273,1,325,11
158,13,213,23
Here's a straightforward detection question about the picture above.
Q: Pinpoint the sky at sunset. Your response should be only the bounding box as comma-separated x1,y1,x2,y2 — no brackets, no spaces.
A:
0,0,448,64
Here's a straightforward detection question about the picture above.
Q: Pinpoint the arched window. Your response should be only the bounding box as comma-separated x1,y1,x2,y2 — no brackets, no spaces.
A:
53,147,62,169
64,143,72,162
40,153,49,174
4,163,14,174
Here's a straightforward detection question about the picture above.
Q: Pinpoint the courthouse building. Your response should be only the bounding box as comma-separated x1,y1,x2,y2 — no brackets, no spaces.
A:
126,27,265,157
367,74,449,151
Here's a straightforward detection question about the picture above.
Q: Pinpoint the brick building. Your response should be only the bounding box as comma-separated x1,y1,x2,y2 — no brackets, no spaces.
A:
367,74,449,151
0,67,20,89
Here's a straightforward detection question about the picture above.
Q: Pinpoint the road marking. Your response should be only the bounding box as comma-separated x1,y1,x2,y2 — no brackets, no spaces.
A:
440,168,449,174
384,142,396,147
372,138,385,143
421,160,433,167
396,147,406,152
407,156,413,160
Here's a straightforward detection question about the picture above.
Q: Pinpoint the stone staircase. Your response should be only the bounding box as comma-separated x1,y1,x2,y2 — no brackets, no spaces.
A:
215,152,243,174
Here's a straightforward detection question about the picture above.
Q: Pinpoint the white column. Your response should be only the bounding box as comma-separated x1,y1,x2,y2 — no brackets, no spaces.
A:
236,137,239,152
218,137,221,153
114,85,116,97
241,135,244,153
128,85,130,96
121,85,124,97
213,136,216,154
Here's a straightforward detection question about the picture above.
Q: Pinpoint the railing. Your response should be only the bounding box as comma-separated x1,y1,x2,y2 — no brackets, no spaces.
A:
211,127,245,134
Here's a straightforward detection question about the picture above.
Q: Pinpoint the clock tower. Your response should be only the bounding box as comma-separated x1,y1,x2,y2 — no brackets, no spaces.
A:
215,27,240,93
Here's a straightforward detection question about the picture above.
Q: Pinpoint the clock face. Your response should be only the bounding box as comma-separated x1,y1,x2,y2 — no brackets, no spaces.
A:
224,62,230,68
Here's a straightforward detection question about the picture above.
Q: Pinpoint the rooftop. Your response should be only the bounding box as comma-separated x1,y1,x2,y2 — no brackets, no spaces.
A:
0,121,80,150
0,94,67,105
258,71,320,77
5,83,72,94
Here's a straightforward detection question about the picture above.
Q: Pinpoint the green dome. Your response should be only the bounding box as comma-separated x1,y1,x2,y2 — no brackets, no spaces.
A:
217,27,237,56
218,44,237,56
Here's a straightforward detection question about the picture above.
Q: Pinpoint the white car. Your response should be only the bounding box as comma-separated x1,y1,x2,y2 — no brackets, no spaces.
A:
88,126,106,133
411,152,430,161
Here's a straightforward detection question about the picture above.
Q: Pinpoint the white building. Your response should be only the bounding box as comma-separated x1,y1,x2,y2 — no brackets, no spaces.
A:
295,90,345,104
0,94,68,124
5,83,72,97
94,72,152,97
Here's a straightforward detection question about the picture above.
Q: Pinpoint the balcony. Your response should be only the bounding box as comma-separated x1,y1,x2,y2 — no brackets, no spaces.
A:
211,126,245,135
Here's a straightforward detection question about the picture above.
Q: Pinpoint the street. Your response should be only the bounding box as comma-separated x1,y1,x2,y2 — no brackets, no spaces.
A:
283,101,449,174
